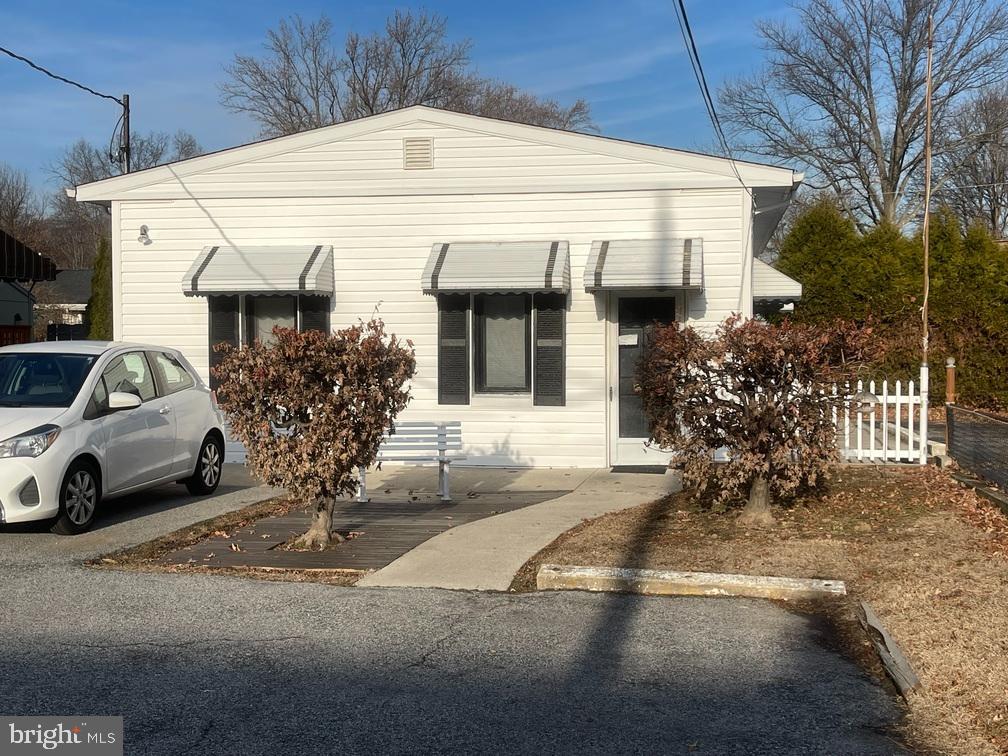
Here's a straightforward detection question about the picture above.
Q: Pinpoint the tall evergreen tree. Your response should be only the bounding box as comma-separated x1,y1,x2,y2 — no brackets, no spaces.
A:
86,236,112,340
780,202,1008,407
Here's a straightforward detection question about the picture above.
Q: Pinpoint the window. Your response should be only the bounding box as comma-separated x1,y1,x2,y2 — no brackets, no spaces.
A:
151,352,195,395
0,353,97,408
207,294,331,389
474,294,531,393
437,293,566,406
246,295,297,346
102,352,156,402
84,374,109,420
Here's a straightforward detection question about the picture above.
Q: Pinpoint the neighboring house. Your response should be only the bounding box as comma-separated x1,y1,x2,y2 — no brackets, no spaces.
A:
73,105,803,468
0,228,58,345
0,280,33,327
34,272,93,328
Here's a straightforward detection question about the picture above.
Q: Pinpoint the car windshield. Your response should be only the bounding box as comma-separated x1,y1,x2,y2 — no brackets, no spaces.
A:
0,353,98,408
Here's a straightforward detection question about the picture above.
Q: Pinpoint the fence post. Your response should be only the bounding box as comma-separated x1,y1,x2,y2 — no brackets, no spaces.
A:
945,357,955,405
945,357,955,447
919,363,929,465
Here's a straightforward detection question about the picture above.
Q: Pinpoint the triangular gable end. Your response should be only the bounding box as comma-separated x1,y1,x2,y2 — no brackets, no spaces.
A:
75,106,801,202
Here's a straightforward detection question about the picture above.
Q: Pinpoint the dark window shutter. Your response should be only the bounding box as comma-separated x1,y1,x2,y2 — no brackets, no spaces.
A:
208,295,239,390
299,295,331,334
534,293,565,406
438,294,469,405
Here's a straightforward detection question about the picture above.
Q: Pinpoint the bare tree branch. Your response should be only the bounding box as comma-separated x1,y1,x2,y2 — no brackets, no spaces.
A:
219,10,594,136
720,0,1008,230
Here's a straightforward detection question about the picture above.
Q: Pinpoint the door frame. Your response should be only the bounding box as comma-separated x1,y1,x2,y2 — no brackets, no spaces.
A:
605,290,686,467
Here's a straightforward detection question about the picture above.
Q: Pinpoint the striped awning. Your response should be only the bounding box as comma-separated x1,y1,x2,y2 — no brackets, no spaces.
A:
182,245,334,296
584,238,703,292
752,259,802,302
0,229,57,282
422,241,570,295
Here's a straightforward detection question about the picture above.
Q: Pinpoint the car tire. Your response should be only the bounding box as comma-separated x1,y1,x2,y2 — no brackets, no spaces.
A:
185,434,224,496
52,459,101,535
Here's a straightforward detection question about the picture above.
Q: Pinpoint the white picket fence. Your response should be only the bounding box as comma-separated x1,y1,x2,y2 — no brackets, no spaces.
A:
834,365,929,465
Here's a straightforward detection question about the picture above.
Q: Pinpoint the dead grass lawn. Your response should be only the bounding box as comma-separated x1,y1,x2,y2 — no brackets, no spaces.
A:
512,466,1008,755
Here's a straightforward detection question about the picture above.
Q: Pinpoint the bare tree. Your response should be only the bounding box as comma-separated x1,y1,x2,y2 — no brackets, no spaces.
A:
221,10,593,136
0,164,46,248
220,15,342,136
936,86,1008,237
46,130,203,269
719,0,1008,230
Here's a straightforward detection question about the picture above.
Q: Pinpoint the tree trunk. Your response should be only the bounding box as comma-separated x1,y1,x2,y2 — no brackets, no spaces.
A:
737,475,776,528
293,498,345,550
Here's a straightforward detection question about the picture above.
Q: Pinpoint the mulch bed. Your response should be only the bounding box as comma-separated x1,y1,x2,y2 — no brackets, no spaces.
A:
511,465,1008,756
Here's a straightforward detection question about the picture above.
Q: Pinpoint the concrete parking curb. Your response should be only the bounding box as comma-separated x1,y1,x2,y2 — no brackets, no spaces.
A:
536,564,847,601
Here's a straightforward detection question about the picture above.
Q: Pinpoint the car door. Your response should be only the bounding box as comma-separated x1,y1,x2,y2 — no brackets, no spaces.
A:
148,350,203,476
100,351,176,492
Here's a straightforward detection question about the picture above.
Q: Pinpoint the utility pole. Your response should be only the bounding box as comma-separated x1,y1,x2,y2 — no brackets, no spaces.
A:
919,10,934,464
122,94,131,174
922,13,933,366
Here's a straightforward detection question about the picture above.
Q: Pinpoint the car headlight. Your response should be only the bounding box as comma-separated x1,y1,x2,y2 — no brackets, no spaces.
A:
0,424,61,458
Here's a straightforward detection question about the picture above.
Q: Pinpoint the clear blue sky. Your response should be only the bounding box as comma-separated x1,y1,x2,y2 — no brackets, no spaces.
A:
0,0,793,192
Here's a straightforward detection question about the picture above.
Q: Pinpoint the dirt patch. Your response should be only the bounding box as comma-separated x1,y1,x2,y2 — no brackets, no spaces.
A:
511,466,1008,755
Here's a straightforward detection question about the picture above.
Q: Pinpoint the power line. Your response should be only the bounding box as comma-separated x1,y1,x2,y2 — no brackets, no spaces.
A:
671,0,749,192
0,46,122,105
0,45,131,173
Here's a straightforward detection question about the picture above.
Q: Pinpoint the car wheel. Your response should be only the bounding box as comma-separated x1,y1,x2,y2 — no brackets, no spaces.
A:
52,460,101,535
186,435,223,496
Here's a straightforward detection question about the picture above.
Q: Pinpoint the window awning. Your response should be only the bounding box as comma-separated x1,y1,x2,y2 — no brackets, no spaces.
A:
584,238,703,292
182,245,334,296
752,259,802,303
421,241,570,295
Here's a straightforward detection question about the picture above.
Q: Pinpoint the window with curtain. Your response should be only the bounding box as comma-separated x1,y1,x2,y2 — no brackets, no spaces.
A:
474,294,531,393
245,295,297,346
207,294,331,388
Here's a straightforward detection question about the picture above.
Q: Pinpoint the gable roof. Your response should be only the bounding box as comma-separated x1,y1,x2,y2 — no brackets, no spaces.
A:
74,105,801,202
34,269,92,305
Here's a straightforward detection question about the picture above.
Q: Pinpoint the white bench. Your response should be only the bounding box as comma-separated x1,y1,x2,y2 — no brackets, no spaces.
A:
357,421,465,502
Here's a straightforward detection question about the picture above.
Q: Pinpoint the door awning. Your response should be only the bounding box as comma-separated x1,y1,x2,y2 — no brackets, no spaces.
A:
421,241,570,295
752,259,802,303
182,245,334,296
584,238,703,292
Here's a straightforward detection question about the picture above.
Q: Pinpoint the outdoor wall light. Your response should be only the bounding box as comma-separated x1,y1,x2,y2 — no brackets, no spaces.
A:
138,225,152,245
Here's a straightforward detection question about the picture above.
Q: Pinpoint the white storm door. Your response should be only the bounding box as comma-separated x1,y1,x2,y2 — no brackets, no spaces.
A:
607,293,679,467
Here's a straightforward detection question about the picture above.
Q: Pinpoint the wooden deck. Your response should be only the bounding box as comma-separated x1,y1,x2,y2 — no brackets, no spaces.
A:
159,489,569,571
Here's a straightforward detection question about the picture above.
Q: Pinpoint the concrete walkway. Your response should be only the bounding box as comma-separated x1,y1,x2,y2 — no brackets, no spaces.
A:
357,466,680,591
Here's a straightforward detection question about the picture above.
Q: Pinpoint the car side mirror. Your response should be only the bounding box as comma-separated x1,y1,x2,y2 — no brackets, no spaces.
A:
107,391,142,411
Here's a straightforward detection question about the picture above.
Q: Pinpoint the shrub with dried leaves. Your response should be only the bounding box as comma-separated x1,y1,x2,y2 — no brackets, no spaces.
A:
638,315,872,526
213,320,416,548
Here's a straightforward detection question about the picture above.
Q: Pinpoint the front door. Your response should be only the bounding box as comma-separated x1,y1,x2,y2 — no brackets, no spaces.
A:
608,294,678,466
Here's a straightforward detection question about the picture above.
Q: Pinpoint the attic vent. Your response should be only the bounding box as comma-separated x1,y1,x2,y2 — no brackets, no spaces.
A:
403,137,434,169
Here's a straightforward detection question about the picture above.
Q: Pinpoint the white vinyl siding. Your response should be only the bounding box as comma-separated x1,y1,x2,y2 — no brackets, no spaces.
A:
115,186,744,467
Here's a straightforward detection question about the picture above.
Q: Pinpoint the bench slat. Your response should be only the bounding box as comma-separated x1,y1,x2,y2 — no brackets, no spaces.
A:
391,421,462,428
385,435,463,441
378,454,468,462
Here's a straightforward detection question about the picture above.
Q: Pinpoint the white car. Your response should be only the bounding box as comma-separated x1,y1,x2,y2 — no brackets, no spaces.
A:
0,341,226,534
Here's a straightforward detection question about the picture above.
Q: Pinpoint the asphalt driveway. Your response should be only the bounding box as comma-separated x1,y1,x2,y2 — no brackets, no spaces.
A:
0,463,275,565
0,467,906,754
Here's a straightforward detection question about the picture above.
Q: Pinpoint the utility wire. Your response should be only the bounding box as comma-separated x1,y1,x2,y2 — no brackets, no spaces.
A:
672,0,749,193
0,44,129,172
0,45,122,105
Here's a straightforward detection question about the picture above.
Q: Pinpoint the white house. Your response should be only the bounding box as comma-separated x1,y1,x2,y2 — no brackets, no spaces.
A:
73,105,803,468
